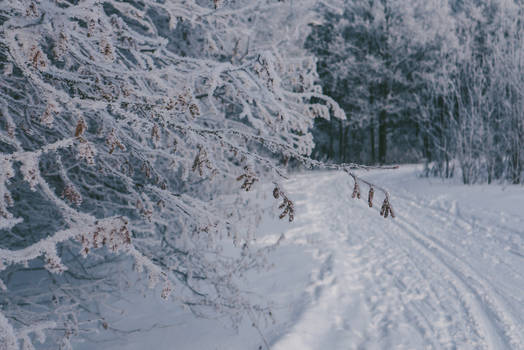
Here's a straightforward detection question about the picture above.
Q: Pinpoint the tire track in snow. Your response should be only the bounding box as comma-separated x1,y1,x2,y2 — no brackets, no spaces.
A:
363,169,523,343
388,199,524,349
389,189,524,324
338,170,524,349
355,220,465,349
412,196,523,280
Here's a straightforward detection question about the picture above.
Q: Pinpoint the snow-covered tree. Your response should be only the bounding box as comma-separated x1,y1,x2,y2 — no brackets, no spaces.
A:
307,0,457,164
307,0,522,184
0,0,392,348
423,0,523,183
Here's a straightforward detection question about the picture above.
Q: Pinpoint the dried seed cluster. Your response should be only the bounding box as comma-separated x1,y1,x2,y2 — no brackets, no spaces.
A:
78,217,131,257
61,184,82,206
350,177,394,219
236,166,258,191
106,129,126,154
351,181,361,199
380,198,395,218
192,144,215,176
273,186,294,222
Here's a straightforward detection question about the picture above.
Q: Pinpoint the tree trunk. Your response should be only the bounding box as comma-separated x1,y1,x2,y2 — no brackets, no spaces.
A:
510,145,521,184
370,123,376,164
343,125,349,163
328,120,334,159
338,119,344,162
423,130,431,162
445,154,450,178
378,109,387,164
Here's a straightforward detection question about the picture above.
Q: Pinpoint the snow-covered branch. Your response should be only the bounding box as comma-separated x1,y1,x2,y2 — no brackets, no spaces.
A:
0,0,391,347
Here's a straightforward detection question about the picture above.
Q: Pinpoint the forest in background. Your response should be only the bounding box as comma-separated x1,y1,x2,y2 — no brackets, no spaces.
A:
308,0,523,184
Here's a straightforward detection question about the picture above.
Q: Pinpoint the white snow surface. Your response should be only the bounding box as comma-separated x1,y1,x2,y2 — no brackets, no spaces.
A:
78,165,524,350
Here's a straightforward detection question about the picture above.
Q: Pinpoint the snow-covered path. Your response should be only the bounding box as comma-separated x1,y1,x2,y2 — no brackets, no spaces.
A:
90,166,524,350
271,166,524,350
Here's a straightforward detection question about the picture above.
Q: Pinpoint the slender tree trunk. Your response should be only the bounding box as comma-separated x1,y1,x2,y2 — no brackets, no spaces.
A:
329,120,334,159
423,129,431,162
370,122,376,164
338,119,344,162
378,109,387,164
343,125,349,163
510,141,521,184
445,153,450,178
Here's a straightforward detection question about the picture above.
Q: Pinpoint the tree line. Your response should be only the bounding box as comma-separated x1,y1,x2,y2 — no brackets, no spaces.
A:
308,0,523,184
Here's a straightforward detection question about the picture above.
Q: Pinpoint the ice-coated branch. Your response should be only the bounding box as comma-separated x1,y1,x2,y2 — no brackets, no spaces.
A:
0,217,128,268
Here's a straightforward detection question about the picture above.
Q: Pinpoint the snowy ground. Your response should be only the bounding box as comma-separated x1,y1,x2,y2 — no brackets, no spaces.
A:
78,165,524,350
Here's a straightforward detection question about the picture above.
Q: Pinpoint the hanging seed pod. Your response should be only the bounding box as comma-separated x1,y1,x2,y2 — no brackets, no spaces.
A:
389,204,395,218
379,197,395,219
368,187,374,207
380,198,388,216
352,181,360,199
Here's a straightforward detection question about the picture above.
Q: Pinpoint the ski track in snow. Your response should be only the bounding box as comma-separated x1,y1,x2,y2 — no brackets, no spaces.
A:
271,166,524,350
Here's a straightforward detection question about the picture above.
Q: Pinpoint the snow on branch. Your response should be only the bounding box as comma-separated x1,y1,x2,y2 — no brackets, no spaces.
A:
0,217,128,269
